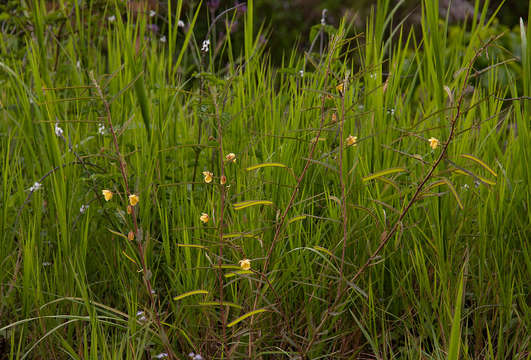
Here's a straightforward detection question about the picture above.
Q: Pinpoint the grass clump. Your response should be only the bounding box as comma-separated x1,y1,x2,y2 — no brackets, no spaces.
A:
0,0,529,359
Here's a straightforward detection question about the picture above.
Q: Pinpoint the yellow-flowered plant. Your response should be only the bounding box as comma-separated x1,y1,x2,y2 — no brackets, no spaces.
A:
239,259,251,270
428,137,440,150
102,189,113,201
200,213,209,223
203,171,213,183
225,153,236,163
346,135,357,147
129,194,139,206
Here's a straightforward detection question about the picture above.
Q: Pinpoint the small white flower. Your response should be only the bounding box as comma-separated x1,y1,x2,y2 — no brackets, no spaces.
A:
154,353,168,359
149,10,156,17
29,182,42,192
188,353,195,358
42,262,52,266
178,20,185,28
201,39,210,52
151,289,156,294
160,35,167,43
108,15,116,22
76,60,81,68
299,70,304,78
80,204,89,214
54,123,64,137
462,184,469,190
370,73,376,80
321,9,327,25
387,108,395,115
194,355,203,360
98,123,105,135
136,310,144,317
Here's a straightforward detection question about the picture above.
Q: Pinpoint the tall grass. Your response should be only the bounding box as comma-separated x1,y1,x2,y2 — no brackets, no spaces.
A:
0,0,529,359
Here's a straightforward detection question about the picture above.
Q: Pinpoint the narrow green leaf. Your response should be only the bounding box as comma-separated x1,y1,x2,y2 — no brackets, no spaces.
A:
173,290,208,301
198,301,242,309
246,163,287,171
227,309,267,328
448,271,465,360
313,245,334,257
233,200,273,210
287,215,307,224
441,178,464,210
225,270,253,278
362,168,407,182
460,154,497,177
176,244,206,249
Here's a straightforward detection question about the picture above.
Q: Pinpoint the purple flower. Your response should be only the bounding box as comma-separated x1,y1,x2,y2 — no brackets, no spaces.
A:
148,24,159,33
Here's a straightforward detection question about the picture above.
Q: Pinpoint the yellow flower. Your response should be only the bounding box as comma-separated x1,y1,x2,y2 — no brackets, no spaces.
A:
331,113,337,123
220,175,227,185
129,194,139,206
428,137,440,150
346,135,358,147
128,231,135,241
200,213,209,223
336,82,344,93
102,189,113,201
203,171,213,183
225,153,236,163
239,259,251,271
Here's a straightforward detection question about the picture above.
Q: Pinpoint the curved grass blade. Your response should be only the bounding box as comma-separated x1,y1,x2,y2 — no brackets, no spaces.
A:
313,245,334,257
222,233,260,239
288,215,307,224
227,309,267,328
225,270,254,278
460,154,497,177
198,301,242,309
453,169,496,186
173,290,209,301
233,200,273,210
246,163,288,171
177,244,207,249
448,269,465,360
441,178,464,210
362,167,407,182
122,251,138,265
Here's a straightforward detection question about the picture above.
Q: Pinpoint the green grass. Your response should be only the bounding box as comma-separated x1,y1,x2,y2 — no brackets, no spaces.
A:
0,0,529,359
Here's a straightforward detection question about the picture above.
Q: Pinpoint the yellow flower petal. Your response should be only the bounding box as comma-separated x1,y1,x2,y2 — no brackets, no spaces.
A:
428,137,440,150
225,153,236,163
238,259,251,271
102,189,113,201
346,135,357,147
200,213,209,223
129,194,139,206
202,171,213,183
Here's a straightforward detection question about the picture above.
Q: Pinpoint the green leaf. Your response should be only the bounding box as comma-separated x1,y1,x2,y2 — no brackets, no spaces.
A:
233,200,274,210
227,309,267,328
460,154,497,177
246,163,287,171
448,271,465,360
362,168,407,182
173,290,208,301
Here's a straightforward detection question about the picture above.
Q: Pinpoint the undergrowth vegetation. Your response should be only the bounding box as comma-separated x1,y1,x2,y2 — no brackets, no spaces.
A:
0,0,529,359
